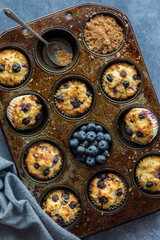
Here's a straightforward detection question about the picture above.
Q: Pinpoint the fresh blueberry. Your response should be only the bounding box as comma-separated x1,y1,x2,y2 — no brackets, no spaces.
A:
101,150,109,157
99,197,108,204
80,140,89,148
120,70,127,77
123,81,129,88
116,188,123,196
70,138,79,149
22,118,30,125
76,154,86,163
104,133,111,142
61,192,70,200
12,63,21,73
97,180,106,189
87,123,96,131
127,128,133,136
69,201,77,209
71,99,81,108
96,125,103,132
91,140,98,147
98,140,108,151
56,94,64,103
52,194,59,202
138,112,145,119
77,146,86,154
86,156,96,167
86,145,98,156
146,181,153,188
136,131,143,137
96,155,106,164
77,131,86,141
43,168,49,176
21,103,30,112
53,155,59,164
133,75,138,80
57,216,64,225
0,63,5,72
96,132,104,141
40,145,48,150
86,131,96,143
34,163,39,169
80,125,87,132
73,132,78,138
106,74,114,82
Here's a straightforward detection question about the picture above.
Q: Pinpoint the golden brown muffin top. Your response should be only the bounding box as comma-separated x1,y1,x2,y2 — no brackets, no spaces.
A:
25,142,62,179
0,49,28,86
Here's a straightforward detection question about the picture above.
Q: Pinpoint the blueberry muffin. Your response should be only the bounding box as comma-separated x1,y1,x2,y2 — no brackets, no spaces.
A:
125,108,159,145
70,122,112,167
7,95,42,130
55,80,92,116
136,155,160,192
25,142,62,180
0,49,29,86
89,172,126,210
43,189,81,226
102,63,141,100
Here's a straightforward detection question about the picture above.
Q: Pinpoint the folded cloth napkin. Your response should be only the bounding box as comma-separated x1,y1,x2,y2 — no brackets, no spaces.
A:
0,156,80,240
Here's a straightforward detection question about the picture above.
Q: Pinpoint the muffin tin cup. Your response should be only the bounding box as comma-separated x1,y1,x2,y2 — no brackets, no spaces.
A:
4,91,50,137
97,57,144,104
114,104,160,151
0,44,33,90
21,137,67,184
33,27,80,74
132,151,160,198
85,168,130,215
51,74,97,120
68,120,113,168
39,185,83,229
81,10,128,57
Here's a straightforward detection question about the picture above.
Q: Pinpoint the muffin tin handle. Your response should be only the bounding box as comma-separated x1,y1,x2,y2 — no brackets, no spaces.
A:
3,8,48,46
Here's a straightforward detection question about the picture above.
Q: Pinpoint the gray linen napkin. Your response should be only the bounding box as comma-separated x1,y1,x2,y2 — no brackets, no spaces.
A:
0,156,80,240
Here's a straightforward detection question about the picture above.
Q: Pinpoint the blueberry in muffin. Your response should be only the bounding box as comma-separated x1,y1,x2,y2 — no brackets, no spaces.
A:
25,142,62,180
42,189,81,226
102,63,141,100
0,49,29,86
7,95,42,130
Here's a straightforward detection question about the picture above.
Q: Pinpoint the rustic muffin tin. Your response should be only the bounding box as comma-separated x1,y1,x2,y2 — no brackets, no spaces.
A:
0,3,159,238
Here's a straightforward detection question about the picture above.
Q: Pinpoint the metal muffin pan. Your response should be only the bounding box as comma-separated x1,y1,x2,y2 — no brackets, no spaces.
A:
0,3,159,238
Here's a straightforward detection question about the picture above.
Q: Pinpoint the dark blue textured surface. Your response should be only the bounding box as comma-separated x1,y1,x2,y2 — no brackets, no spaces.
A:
0,1,160,239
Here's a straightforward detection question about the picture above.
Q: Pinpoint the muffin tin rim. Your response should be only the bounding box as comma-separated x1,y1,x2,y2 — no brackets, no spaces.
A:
114,104,160,151
38,184,83,229
4,90,50,137
21,137,67,184
50,73,97,120
0,43,33,91
68,120,114,168
81,10,128,57
85,167,130,215
132,151,160,198
97,57,144,104
32,26,81,74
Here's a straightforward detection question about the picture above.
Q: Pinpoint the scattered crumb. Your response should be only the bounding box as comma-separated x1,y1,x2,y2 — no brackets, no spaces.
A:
116,52,121,58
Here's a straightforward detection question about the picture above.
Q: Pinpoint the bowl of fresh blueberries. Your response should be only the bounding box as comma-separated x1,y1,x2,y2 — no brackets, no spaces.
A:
69,121,113,167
